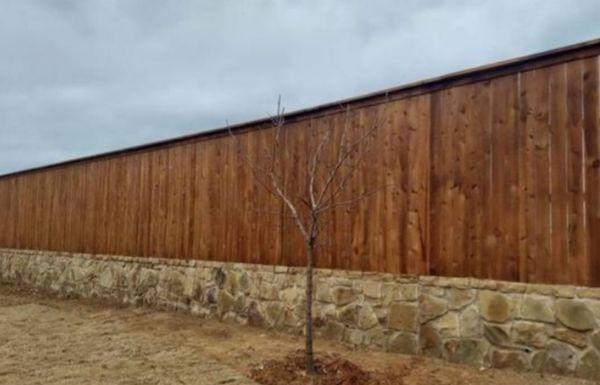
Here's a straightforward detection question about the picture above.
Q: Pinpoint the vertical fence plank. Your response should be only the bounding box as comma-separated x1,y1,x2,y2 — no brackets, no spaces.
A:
583,56,600,285
566,60,588,285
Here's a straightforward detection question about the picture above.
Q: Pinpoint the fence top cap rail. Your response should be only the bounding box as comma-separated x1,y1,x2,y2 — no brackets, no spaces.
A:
1,37,600,180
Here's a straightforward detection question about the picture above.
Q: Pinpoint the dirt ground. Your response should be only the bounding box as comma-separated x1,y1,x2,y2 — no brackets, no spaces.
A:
0,284,593,385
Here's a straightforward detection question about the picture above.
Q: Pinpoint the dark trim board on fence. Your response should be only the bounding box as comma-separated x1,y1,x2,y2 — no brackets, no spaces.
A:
0,39,599,286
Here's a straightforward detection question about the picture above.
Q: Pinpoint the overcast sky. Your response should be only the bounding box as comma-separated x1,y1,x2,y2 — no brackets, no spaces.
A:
1,0,599,175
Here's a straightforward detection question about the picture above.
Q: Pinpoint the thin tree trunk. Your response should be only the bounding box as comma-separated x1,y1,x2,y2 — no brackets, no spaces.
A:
305,240,316,374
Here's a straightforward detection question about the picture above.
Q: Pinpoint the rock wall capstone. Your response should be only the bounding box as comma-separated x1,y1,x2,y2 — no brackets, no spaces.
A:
2,248,600,380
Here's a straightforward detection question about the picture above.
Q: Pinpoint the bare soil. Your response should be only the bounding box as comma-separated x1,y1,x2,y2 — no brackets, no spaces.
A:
0,284,592,385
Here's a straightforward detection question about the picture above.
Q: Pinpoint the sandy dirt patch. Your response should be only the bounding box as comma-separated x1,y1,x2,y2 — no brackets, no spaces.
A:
0,284,592,385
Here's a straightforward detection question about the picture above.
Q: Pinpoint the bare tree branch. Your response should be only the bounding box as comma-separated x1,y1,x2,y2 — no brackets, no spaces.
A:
228,97,387,374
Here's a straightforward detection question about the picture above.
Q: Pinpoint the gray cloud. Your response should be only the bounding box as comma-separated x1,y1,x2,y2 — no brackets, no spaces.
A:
1,0,599,174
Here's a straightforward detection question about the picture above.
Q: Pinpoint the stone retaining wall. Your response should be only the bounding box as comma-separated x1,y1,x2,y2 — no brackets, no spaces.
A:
2,248,600,380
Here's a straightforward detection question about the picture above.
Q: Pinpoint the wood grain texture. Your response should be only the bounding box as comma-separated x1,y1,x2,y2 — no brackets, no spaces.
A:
0,54,599,286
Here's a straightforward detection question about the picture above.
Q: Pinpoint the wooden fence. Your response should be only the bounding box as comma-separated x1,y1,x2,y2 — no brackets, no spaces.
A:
0,40,599,286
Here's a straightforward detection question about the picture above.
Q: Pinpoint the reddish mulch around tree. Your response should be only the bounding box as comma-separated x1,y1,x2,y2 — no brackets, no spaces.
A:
249,350,410,385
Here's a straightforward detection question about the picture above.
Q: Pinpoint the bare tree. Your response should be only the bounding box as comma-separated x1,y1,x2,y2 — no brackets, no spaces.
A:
229,97,384,374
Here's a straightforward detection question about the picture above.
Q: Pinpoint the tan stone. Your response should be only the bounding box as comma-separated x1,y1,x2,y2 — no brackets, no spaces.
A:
226,271,239,294
591,331,600,351
217,290,236,314
321,320,345,341
544,341,578,375
555,300,596,331
531,350,547,372
577,349,600,380
420,294,447,323
420,325,443,358
430,312,460,338
387,284,419,302
332,286,357,306
387,332,418,354
459,306,481,337
470,278,499,290
365,326,387,347
362,281,383,299
578,288,600,300
388,303,418,332
282,309,302,328
551,328,587,348
525,284,556,296
316,285,333,303
512,321,548,349
484,323,511,347
260,283,278,301
136,268,159,293
489,349,530,370
313,303,336,319
358,305,379,330
338,304,358,326
344,328,365,346
439,277,471,289
584,299,600,320
497,281,527,294
99,269,116,289
478,291,511,323
279,287,301,303
520,295,554,323
265,302,283,324
552,285,576,299
421,286,445,297
448,288,475,310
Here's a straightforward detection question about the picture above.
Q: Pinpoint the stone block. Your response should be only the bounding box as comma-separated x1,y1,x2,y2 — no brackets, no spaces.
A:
421,286,446,297
321,320,345,341
99,269,116,289
265,302,283,325
365,326,387,347
489,349,530,370
520,295,554,323
478,291,511,323
279,287,302,303
388,303,418,332
338,304,359,326
260,283,278,301
420,324,443,358
444,339,487,365
512,321,547,349
555,300,596,331
315,284,333,303
420,294,447,323
484,323,511,347
448,288,475,310
459,306,481,337
362,280,383,299
332,286,357,306
344,328,365,346
543,341,578,375
577,349,600,380
387,332,418,354
388,284,419,302
358,304,379,330
577,288,600,300
551,328,587,348
431,312,460,338
591,330,600,351
217,290,236,314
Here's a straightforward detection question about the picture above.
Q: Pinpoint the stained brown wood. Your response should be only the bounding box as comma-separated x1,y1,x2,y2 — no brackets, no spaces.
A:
0,50,599,286
583,56,600,286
